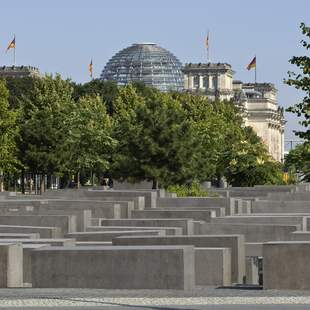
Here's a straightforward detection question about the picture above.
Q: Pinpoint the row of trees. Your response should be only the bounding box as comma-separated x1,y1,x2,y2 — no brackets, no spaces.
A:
0,74,284,192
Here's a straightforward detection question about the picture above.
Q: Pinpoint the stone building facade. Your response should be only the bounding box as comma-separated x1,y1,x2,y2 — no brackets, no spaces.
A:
183,63,285,162
0,66,40,78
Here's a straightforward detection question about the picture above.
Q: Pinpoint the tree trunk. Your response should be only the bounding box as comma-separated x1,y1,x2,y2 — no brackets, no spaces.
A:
152,179,158,190
21,170,25,194
40,174,45,194
0,172,4,192
77,171,80,189
29,174,33,194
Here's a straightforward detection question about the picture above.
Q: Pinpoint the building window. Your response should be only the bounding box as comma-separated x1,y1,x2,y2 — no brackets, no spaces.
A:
193,76,199,88
213,76,218,89
203,76,209,88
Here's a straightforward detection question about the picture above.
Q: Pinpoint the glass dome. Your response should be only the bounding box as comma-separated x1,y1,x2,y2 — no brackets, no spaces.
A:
101,43,184,92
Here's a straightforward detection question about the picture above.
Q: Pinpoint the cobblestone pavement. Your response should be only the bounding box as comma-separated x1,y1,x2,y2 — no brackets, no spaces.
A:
2,306,310,310
0,288,310,308
1,287,310,298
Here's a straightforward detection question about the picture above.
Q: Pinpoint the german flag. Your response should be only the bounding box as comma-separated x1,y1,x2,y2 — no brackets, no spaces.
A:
89,59,93,78
247,56,256,70
6,36,15,52
205,32,209,49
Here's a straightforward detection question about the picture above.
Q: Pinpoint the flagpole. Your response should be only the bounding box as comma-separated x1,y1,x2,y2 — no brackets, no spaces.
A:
207,31,210,63
255,55,257,84
13,34,16,66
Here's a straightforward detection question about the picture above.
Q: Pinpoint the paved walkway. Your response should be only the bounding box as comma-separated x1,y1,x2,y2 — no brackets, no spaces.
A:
1,288,310,308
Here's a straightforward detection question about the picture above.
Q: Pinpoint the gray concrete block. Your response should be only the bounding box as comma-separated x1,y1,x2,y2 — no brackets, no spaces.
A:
156,207,225,217
85,190,156,209
290,231,310,241
245,242,263,257
65,230,165,241
0,209,91,232
193,221,205,235
31,245,195,289
0,239,76,246
0,198,136,216
195,248,231,286
157,197,230,208
0,225,62,238
0,233,40,239
267,192,310,201
112,234,245,284
22,244,49,285
86,226,182,235
198,223,298,242
99,219,194,235
263,241,310,289
245,256,259,285
211,215,307,231
0,243,23,288
0,215,77,234
252,200,310,213
131,210,216,222
75,241,112,246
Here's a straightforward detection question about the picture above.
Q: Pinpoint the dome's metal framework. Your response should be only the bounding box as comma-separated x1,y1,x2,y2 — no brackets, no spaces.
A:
101,43,183,92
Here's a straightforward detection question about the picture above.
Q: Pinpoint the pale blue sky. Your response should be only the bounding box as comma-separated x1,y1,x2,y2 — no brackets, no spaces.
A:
0,0,309,142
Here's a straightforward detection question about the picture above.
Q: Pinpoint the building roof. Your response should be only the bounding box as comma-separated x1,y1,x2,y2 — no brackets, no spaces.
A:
101,43,183,92
0,66,40,78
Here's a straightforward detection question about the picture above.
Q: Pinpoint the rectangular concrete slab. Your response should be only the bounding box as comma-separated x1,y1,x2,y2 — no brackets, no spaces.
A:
211,215,308,231
198,223,299,242
131,210,216,222
195,247,231,286
31,245,195,289
112,234,245,284
22,244,49,285
245,242,263,257
0,215,77,234
99,219,195,235
245,256,259,285
0,225,62,238
86,226,183,235
252,200,310,214
0,233,40,239
0,243,23,288
156,207,225,217
290,231,310,241
65,230,165,241
0,239,76,246
263,241,310,289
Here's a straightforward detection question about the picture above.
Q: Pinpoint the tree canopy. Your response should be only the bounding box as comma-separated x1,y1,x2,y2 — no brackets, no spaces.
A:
0,75,284,191
285,22,310,141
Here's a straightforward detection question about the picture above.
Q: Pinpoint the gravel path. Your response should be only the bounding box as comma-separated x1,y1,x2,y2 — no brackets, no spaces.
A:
0,288,310,307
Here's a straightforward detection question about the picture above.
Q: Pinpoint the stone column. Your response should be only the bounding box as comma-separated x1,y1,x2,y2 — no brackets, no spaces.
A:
184,74,189,89
199,75,204,89
268,123,273,157
275,126,279,161
281,128,285,163
208,75,213,89
188,75,194,89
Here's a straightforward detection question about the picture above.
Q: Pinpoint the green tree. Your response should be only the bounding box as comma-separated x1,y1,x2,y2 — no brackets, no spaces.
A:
285,142,310,182
19,74,73,192
285,22,310,141
111,85,197,188
225,127,284,186
5,77,37,109
58,95,116,187
0,79,20,191
73,79,119,115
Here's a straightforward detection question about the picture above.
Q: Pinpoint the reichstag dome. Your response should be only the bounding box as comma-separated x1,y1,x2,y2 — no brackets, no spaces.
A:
101,43,184,92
